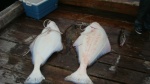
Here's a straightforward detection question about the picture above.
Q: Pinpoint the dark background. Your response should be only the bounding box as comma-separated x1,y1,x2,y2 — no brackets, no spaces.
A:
0,0,17,11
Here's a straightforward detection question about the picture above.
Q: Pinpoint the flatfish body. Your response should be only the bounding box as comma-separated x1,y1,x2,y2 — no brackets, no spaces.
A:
65,22,111,84
25,20,63,84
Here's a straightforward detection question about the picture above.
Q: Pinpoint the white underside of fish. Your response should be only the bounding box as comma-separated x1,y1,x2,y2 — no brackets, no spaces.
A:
65,22,111,84
24,21,63,84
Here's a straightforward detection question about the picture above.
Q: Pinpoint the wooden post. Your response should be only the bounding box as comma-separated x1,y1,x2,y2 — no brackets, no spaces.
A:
0,1,24,30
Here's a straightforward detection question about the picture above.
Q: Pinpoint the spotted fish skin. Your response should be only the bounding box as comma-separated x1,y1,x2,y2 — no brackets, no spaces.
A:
24,20,63,84
65,22,111,84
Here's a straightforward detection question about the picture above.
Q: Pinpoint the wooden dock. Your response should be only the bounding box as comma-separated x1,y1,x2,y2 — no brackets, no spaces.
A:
0,0,150,84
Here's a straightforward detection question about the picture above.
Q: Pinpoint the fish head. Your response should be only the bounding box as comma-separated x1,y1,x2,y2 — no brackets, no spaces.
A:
46,20,60,31
83,22,101,33
90,22,101,29
83,26,93,33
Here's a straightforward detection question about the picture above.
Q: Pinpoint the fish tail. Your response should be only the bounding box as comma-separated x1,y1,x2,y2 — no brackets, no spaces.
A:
65,67,93,84
24,66,45,84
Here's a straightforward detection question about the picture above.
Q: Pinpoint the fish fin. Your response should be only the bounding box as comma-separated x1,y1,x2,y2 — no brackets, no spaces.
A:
56,43,63,52
73,36,83,47
100,39,111,56
24,68,45,84
65,69,93,84
29,40,34,50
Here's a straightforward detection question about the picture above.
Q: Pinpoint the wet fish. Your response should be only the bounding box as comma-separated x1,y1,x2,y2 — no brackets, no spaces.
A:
24,20,63,84
118,29,126,47
65,22,111,84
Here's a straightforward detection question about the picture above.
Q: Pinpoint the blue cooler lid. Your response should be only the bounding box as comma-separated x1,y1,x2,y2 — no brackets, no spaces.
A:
23,0,47,6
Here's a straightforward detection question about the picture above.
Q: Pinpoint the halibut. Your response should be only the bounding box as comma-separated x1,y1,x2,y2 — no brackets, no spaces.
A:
65,22,111,84
25,20,63,84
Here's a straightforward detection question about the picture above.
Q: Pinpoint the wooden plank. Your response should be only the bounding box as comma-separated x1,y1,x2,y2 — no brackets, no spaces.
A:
0,15,147,59
111,43,150,60
14,15,76,33
1,51,120,84
2,31,147,84
58,4,136,22
59,0,139,16
43,51,149,84
0,2,150,84
1,27,148,84
0,1,23,30
0,24,34,44
2,16,145,49
42,64,120,84
0,67,26,84
99,53,150,74
1,15,148,62
15,16,43,30
9,42,150,74
0,17,75,45
142,41,150,51
88,63,148,84
0,17,44,44
0,39,16,53
46,9,134,31
9,44,30,57
141,50,150,57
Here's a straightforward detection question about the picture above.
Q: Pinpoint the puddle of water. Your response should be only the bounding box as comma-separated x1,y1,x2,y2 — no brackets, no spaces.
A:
0,40,16,52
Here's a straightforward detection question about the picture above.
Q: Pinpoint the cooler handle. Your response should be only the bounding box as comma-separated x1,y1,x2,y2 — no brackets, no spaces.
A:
24,0,32,6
